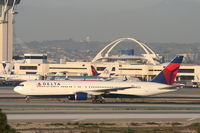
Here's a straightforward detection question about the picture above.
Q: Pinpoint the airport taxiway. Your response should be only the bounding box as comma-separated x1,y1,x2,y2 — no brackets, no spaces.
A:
5,110,200,122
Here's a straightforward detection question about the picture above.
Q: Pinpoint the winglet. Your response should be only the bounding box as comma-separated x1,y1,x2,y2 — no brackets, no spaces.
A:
151,56,184,85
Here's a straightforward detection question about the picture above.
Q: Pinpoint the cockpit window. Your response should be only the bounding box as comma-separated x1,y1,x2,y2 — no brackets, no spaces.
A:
18,84,24,87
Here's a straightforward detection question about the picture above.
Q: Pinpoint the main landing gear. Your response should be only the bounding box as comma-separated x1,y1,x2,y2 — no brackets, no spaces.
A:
62,97,69,103
92,96,105,104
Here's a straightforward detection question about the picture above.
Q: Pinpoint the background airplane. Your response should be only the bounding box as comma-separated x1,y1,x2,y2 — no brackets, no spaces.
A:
45,65,113,81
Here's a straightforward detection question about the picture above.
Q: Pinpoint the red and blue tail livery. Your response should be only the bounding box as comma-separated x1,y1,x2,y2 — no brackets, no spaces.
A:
91,65,98,76
151,56,184,85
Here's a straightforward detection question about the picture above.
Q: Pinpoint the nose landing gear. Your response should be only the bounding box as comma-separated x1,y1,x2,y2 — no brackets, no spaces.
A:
25,96,30,103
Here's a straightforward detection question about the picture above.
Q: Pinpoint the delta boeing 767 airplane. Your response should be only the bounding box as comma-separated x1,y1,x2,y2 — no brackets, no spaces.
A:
14,56,183,103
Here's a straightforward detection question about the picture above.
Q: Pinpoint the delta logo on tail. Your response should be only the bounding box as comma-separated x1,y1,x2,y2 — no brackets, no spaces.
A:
1,63,13,75
91,65,98,76
1,63,7,74
2,63,6,69
151,56,184,85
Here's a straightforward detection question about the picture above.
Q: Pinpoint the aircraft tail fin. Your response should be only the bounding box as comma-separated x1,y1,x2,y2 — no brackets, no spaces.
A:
1,62,13,75
99,66,112,78
91,65,98,76
151,56,184,85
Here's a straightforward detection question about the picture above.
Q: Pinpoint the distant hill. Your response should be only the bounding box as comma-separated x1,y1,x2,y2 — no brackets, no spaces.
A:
14,39,200,64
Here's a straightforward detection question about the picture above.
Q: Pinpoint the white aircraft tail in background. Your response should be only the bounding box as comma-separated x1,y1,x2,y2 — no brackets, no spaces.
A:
1,62,14,75
98,66,113,78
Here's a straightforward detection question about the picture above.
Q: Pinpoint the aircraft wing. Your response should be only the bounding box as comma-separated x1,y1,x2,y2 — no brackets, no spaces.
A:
86,86,133,95
160,84,183,90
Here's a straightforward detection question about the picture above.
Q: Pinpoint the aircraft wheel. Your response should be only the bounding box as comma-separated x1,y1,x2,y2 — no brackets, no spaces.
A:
25,96,30,103
92,99,105,104
62,98,69,103
92,96,105,104
92,99,97,104
100,99,105,104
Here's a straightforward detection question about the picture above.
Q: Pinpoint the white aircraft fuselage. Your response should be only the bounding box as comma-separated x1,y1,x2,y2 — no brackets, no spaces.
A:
14,80,175,98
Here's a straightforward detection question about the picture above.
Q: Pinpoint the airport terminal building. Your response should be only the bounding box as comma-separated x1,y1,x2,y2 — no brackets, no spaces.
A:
10,57,200,83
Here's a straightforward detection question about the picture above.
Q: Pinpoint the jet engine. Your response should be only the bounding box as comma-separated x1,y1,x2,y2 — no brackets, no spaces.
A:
75,92,89,100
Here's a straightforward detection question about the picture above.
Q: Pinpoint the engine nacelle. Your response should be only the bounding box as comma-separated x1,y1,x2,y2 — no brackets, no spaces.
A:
75,92,88,100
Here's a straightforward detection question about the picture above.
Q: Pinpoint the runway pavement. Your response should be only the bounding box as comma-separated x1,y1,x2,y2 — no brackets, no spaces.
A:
2,101,200,122
1,101,200,110
5,110,200,122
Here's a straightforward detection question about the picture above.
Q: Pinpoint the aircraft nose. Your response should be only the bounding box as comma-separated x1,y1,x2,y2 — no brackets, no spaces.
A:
14,86,22,94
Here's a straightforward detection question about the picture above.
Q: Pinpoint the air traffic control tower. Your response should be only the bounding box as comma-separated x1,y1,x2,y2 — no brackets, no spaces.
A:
0,0,20,62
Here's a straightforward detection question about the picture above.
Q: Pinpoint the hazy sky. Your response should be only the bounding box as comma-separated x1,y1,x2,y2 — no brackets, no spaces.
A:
15,0,200,43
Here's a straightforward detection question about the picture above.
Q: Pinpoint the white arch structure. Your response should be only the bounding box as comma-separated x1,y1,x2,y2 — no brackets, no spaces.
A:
92,38,161,65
